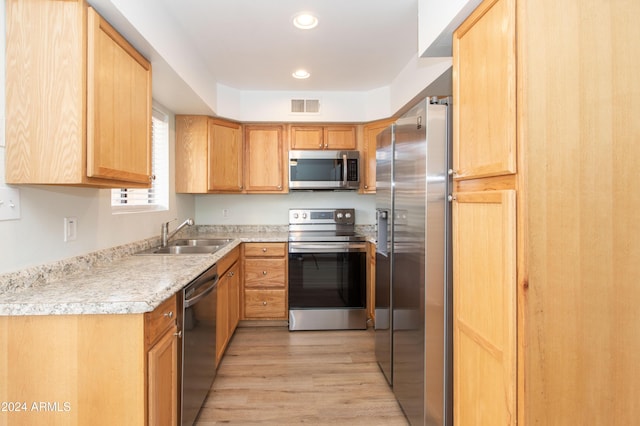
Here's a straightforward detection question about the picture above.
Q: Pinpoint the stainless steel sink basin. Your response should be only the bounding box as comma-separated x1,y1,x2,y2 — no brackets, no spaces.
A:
135,239,232,255
171,238,233,247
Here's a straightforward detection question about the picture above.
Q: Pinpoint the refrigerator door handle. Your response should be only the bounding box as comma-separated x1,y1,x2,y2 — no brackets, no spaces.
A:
376,208,389,256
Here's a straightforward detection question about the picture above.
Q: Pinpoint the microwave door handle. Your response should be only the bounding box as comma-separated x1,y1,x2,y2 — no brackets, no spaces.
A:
342,153,348,187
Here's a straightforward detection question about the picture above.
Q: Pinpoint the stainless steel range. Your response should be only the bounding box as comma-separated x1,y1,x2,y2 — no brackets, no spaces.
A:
288,208,368,331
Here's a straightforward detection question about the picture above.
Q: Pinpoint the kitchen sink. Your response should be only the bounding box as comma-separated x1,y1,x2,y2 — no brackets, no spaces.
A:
171,238,233,247
135,239,232,255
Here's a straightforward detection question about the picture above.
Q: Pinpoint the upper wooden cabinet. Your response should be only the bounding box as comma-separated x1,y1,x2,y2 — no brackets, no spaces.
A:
5,1,152,187
290,125,357,150
362,119,394,193
452,0,516,180
175,115,243,193
244,125,288,193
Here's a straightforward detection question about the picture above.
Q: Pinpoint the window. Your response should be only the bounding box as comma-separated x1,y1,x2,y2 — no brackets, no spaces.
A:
111,107,169,212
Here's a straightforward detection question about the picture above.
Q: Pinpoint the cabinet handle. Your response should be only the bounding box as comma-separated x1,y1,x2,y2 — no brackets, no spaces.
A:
164,311,173,319
174,330,182,338
262,271,268,275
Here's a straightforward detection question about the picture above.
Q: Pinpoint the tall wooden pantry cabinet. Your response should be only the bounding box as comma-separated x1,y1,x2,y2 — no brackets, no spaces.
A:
452,0,640,424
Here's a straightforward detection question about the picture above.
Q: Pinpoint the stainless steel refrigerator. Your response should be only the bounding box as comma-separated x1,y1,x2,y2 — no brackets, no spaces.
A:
375,98,452,426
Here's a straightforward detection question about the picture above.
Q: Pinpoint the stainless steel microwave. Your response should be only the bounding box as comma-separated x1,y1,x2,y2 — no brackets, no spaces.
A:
288,150,360,190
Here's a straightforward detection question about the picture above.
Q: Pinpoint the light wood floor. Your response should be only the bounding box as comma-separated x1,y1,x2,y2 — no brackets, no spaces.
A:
195,326,409,425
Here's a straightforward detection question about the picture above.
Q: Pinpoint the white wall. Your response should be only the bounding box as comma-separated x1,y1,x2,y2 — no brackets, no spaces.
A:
418,0,483,57
195,192,376,225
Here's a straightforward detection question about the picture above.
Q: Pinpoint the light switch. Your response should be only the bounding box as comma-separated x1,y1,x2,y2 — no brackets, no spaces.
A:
0,186,21,221
64,217,77,242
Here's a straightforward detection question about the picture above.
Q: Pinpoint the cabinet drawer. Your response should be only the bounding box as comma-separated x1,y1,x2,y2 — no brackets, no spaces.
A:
244,290,286,318
217,245,240,275
244,258,286,288
145,294,177,348
244,242,286,257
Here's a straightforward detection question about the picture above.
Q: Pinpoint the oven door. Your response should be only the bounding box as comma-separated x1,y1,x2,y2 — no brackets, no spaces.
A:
288,241,367,330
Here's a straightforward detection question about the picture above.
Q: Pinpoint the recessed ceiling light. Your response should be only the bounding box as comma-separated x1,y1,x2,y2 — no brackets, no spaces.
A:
292,69,310,79
293,12,318,30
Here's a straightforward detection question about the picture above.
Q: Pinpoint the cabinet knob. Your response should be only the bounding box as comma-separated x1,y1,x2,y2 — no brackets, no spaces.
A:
364,185,368,189
174,330,182,338
164,311,173,319
277,185,282,190
448,169,456,176
324,143,328,148
318,143,322,148
262,248,267,252
149,174,156,182
228,271,235,277
262,301,267,306
262,270,268,275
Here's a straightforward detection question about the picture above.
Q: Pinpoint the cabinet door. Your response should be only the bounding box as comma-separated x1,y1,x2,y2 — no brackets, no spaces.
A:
175,115,209,193
452,0,516,180
86,8,152,184
452,190,516,426
325,125,356,150
244,125,287,192
148,326,179,426
227,262,241,335
216,276,230,365
208,119,243,192
290,126,324,150
362,119,393,193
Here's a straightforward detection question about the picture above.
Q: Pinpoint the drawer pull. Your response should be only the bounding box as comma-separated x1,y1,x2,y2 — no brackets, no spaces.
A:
262,271,268,275
262,247,267,252
164,311,174,319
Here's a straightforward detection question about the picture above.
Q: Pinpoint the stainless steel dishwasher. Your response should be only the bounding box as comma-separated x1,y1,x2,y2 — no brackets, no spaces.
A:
181,264,218,426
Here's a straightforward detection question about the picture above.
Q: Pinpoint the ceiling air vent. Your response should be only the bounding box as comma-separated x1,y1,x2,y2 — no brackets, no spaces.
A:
291,99,320,114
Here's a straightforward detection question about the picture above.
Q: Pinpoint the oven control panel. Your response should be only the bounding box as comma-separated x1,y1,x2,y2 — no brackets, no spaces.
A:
289,208,355,225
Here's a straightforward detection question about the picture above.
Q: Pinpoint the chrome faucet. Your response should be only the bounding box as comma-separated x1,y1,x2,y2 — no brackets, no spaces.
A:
161,218,194,247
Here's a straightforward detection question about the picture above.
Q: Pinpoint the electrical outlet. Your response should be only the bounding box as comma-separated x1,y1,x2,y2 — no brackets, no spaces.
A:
64,217,77,242
0,186,21,221
222,209,229,218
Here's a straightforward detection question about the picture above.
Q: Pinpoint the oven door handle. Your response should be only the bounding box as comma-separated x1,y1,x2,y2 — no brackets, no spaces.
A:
288,242,367,253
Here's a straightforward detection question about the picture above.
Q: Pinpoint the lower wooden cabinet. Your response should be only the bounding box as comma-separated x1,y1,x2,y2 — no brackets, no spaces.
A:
452,190,516,425
145,294,180,426
0,293,181,426
147,324,179,425
216,246,241,366
242,242,288,320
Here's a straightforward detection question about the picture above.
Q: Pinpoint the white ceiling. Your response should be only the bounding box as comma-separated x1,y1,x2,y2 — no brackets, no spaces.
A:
158,0,418,92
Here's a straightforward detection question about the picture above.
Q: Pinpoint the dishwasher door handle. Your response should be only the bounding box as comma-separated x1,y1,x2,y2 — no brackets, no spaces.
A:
184,276,218,308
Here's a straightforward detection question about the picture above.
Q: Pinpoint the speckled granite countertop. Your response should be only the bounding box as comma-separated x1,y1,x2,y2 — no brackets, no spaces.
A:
0,228,289,317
